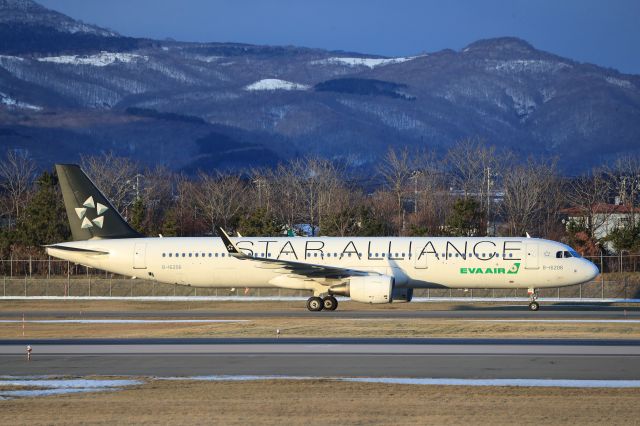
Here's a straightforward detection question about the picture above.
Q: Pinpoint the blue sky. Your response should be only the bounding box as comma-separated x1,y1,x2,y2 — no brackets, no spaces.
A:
40,0,640,74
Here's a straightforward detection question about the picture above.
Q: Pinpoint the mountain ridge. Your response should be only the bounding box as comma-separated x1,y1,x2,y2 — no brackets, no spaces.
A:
0,0,638,174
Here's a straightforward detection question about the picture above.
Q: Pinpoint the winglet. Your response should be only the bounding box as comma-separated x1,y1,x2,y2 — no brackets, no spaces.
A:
216,226,244,257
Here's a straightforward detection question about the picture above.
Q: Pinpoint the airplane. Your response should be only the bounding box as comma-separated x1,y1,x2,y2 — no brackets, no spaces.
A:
46,164,600,312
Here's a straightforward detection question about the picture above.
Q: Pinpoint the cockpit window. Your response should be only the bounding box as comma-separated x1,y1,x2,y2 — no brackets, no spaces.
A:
556,251,563,258
569,250,581,258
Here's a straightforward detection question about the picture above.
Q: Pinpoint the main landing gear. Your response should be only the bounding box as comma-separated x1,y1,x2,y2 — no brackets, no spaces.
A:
528,288,540,311
306,295,338,312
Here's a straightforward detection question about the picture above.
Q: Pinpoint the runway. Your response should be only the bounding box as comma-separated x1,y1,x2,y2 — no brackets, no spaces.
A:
1,338,639,379
1,305,639,320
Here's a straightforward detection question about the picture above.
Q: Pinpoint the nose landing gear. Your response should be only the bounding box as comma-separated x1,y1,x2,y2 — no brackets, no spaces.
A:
528,288,540,311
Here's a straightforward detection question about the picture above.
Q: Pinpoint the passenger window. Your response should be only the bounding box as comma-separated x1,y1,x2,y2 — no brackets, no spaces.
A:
221,253,225,257
182,253,185,257
208,253,212,257
162,253,165,257
168,253,172,258
348,253,352,257
195,253,198,257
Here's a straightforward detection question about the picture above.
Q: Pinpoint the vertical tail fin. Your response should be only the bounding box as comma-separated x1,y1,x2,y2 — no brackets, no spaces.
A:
55,164,142,241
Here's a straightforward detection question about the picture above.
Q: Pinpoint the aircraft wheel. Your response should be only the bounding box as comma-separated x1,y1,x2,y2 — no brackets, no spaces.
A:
528,301,540,311
306,296,324,312
323,296,338,311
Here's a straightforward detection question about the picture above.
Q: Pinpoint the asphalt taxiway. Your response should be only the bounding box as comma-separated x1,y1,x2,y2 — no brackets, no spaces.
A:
1,305,639,320
1,338,639,379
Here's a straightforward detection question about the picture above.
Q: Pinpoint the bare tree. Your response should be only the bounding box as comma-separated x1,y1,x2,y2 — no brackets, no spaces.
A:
140,166,175,234
270,163,304,232
446,138,512,235
0,150,36,227
378,147,413,235
80,153,139,213
501,158,559,237
565,168,613,240
194,171,246,232
607,154,640,225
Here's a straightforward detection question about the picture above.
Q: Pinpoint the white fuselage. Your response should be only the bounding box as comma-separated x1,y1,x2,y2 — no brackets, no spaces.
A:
46,236,599,293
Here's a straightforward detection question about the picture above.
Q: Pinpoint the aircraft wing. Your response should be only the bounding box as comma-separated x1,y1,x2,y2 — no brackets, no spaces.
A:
216,226,375,279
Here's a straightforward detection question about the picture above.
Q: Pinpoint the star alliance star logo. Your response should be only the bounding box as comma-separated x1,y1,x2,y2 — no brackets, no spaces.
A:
75,196,108,229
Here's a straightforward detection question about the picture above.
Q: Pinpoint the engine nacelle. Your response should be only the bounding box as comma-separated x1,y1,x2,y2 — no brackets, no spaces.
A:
330,275,394,304
391,287,413,303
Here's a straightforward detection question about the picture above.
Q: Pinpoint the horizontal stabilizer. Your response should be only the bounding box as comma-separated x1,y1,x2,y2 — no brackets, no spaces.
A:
45,245,109,255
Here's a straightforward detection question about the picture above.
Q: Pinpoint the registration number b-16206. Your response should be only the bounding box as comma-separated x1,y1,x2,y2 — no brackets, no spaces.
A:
543,265,563,271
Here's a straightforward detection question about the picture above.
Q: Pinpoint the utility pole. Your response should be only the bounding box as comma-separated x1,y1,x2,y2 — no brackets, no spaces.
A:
411,170,422,214
486,166,491,236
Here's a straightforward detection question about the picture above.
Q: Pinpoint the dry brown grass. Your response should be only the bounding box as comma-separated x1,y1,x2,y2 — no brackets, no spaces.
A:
1,378,640,425
3,317,640,340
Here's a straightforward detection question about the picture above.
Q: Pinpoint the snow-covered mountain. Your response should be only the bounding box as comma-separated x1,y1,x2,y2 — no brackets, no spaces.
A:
1,0,639,174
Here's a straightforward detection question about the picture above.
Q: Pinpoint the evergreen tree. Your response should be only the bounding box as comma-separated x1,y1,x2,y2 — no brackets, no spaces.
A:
355,206,388,236
445,198,485,237
161,207,179,237
130,197,146,235
237,208,281,236
14,171,70,246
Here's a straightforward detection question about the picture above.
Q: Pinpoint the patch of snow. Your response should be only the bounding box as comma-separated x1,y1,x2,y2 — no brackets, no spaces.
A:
245,79,310,91
343,378,640,388
0,379,142,388
0,378,142,400
505,87,536,119
160,375,640,388
491,60,571,74
312,55,424,69
0,319,249,324
192,55,223,63
605,77,634,89
0,55,23,62
37,52,147,67
540,87,556,103
0,92,41,111
466,319,640,324
159,375,314,382
338,99,424,131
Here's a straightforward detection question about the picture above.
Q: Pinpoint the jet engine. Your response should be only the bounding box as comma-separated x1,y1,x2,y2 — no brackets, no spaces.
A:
329,275,394,304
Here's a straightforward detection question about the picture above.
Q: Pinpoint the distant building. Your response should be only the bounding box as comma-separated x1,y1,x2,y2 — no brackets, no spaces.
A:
561,203,639,251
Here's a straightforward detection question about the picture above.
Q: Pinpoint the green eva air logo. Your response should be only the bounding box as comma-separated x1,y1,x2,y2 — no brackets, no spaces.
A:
460,262,521,275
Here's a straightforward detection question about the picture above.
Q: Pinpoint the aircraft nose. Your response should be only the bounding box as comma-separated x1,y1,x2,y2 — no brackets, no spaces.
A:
584,260,599,281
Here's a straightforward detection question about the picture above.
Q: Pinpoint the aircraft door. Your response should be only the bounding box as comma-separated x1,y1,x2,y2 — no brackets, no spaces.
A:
524,243,539,270
414,250,428,269
133,243,147,269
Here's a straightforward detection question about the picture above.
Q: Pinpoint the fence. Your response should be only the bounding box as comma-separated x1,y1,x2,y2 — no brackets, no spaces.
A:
0,256,639,300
